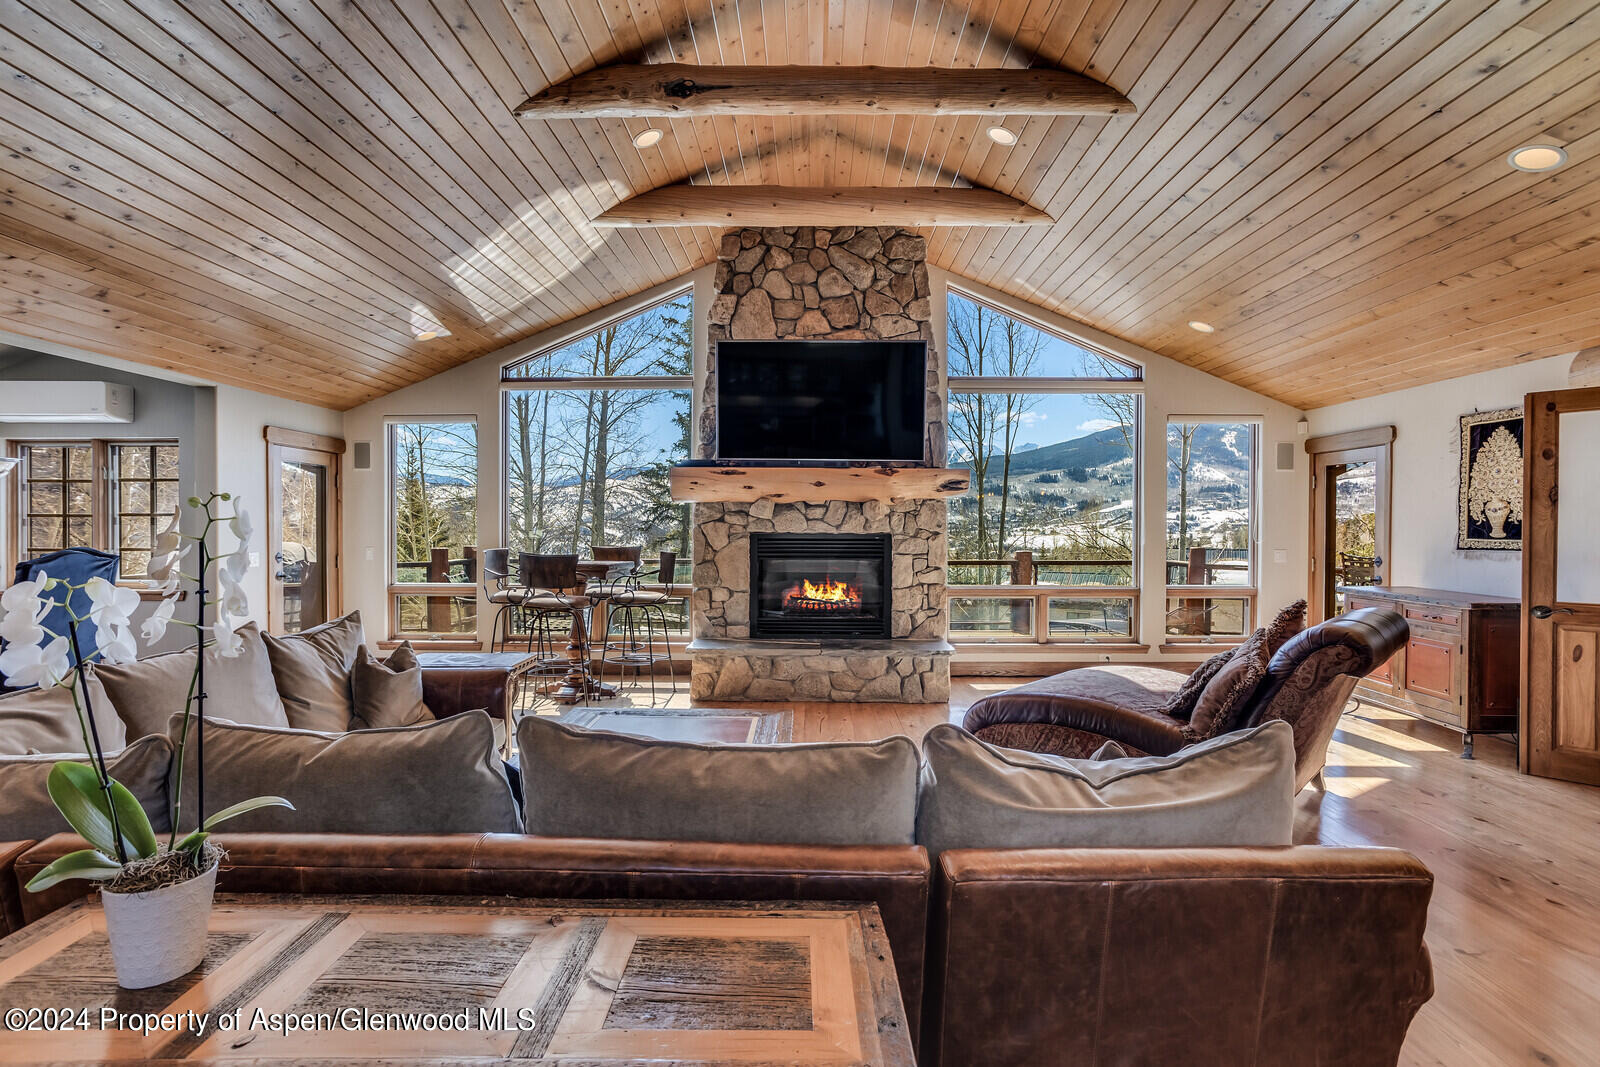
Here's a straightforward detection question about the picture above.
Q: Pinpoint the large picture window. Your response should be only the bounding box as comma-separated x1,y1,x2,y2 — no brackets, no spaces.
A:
388,420,478,638
12,440,179,581
1165,420,1258,641
502,292,692,616
945,290,1143,644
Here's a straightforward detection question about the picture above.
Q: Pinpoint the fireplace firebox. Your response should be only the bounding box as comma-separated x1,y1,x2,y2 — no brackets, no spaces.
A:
749,533,892,638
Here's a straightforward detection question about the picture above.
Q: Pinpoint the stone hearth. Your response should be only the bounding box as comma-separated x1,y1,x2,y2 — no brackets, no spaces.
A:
688,225,952,704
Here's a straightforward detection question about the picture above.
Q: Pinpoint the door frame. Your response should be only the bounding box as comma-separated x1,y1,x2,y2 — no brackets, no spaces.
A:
1521,387,1600,782
264,426,344,634
1305,426,1394,624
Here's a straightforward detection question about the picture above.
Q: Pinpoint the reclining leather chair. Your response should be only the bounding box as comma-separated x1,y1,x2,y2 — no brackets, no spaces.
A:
964,607,1409,791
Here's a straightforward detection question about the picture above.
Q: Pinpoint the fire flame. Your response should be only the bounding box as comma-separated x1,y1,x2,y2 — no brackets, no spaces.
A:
783,577,863,611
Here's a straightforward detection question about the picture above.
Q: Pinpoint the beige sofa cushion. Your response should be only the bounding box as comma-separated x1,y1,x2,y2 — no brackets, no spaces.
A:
171,710,519,834
517,716,919,845
350,643,434,730
0,673,124,756
96,622,288,740
915,720,1295,857
262,611,365,732
0,734,173,838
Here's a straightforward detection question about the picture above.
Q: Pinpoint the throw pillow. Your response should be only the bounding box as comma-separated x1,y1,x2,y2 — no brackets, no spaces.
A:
1160,645,1238,720
0,672,125,756
1266,599,1308,655
1187,627,1274,740
262,610,365,732
915,720,1295,857
0,734,174,838
517,716,919,845
96,622,289,741
350,643,434,730
169,710,519,834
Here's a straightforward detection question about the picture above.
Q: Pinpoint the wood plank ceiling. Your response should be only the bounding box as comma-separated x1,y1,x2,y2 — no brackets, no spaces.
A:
0,0,1595,411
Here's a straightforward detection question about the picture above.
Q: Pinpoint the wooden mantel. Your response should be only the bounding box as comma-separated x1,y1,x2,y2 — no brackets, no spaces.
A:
669,464,969,503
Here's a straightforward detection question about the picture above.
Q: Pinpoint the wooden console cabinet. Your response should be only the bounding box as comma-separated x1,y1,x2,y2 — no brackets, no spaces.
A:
1340,586,1520,758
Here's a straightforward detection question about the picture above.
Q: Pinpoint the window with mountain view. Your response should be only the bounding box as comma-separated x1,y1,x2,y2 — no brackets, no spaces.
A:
1165,420,1257,640
388,420,478,637
502,291,692,616
945,291,1142,643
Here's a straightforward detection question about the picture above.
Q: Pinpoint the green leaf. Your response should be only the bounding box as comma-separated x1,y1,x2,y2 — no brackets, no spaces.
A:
108,779,159,859
46,763,159,860
202,796,294,831
175,830,208,855
47,763,119,855
25,849,121,892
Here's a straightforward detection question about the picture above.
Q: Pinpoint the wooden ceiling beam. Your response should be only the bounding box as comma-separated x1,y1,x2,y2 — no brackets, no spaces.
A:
591,185,1054,228
516,64,1135,119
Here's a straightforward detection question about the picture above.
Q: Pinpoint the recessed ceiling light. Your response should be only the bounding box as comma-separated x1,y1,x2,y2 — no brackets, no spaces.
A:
632,127,664,149
409,304,451,341
1188,320,1215,333
1507,144,1567,172
986,125,1018,146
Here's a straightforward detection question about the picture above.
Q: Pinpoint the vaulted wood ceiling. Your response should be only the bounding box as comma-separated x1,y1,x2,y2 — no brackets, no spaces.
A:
1,0,1594,411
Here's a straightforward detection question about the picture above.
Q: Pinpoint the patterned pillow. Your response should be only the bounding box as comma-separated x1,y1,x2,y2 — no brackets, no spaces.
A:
1161,646,1238,720
1266,599,1308,656
1186,627,1273,741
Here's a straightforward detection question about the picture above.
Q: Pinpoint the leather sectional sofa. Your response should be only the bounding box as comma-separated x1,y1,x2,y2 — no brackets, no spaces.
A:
5,832,1435,1065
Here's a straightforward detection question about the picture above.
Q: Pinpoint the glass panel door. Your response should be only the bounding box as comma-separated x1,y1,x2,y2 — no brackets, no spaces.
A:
266,436,342,635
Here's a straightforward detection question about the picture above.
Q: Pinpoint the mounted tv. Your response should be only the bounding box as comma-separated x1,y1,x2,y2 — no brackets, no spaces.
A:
715,339,926,463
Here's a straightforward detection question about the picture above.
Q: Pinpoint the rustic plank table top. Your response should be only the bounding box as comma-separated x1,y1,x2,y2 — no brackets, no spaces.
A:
0,894,914,1066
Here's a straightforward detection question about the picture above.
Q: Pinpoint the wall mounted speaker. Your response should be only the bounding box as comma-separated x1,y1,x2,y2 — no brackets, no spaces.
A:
352,441,371,470
1275,441,1296,472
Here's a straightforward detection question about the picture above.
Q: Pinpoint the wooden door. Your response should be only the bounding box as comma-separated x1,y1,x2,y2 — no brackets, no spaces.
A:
1306,427,1394,623
265,427,344,634
1522,388,1600,784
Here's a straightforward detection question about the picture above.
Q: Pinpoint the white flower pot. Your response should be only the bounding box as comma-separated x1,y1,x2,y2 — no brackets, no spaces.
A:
100,861,218,989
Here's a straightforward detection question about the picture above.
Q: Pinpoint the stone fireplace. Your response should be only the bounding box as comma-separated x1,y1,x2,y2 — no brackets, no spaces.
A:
686,225,953,703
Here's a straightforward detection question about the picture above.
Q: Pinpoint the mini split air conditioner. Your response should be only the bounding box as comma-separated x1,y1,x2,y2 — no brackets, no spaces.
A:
0,382,133,423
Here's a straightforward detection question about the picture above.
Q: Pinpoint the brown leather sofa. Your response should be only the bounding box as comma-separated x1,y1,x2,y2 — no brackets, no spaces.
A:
964,606,1411,790
922,846,1434,1067
10,834,1435,1063
0,840,32,937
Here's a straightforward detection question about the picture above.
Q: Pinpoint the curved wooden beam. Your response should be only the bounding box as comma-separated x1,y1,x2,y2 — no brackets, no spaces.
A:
516,64,1135,119
591,185,1055,228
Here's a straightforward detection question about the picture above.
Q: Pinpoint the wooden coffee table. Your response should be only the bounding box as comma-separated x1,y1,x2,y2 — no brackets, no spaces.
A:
0,895,913,1065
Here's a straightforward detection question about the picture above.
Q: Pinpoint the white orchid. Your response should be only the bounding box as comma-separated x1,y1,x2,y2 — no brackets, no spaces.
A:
1,571,52,614
140,596,178,642
217,570,249,620
220,548,250,585
0,590,49,647
84,577,141,631
147,510,188,594
211,617,244,658
0,635,71,689
99,623,138,665
229,500,253,545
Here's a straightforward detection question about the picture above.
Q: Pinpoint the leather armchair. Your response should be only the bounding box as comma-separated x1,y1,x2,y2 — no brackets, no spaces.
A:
922,845,1434,1066
964,607,1409,790
0,841,32,937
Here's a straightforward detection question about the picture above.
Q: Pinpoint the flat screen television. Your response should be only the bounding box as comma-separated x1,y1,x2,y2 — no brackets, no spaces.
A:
715,339,926,462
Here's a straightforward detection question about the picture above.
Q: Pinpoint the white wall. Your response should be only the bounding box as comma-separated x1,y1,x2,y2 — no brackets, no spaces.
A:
1305,353,1575,599
344,265,1307,663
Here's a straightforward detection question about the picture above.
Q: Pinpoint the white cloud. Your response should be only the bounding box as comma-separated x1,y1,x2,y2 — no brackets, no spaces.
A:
1076,418,1118,434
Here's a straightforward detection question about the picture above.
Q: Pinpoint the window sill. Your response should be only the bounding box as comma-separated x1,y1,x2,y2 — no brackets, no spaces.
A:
1158,641,1244,655
127,587,187,602
380,638,482,651
952,643,1151,655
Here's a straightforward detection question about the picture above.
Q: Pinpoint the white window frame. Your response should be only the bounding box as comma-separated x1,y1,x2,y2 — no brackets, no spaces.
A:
1161,415,1262,645
944,285,1147,647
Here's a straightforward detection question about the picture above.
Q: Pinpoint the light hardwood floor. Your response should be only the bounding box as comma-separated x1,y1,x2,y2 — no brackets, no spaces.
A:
595,677,1600,1067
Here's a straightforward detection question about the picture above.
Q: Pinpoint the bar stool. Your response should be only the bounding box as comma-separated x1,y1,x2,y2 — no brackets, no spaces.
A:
482,548,533,652
517,553,590,702
597,549,678,706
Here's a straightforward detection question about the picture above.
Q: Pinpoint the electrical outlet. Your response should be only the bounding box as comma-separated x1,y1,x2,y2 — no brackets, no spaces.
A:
248,552,260,567
365,547,375,561
1273,549,1288,564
